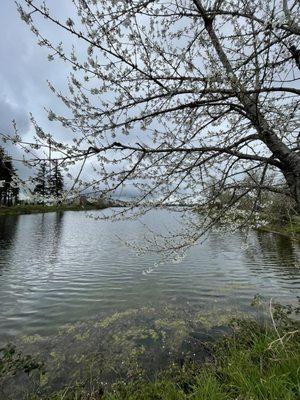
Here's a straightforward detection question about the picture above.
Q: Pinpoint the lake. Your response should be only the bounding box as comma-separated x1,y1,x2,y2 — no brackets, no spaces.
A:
0,209,299,343
1,209,300,396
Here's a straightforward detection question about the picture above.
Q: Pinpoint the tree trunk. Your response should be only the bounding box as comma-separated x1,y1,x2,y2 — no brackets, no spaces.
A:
283,157,300,213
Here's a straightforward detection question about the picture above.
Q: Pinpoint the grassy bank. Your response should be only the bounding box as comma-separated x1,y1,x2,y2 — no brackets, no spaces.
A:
1,302,299,400
0,203,108,217
258,215,300,240
66,314,300,400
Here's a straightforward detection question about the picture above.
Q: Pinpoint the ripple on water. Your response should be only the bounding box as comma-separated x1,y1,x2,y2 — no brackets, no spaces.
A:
0,209,299,340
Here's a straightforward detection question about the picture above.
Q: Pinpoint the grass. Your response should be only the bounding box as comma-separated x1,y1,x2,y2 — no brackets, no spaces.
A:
0,203,108,217
103,318,300,400
2,302,297,400
258,215,300,240
36,320,299,400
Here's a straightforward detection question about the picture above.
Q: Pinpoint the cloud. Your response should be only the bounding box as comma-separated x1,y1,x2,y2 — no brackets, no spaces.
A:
0,97,30,136
0,2,74,177
0,2,74,134
0,2,139,195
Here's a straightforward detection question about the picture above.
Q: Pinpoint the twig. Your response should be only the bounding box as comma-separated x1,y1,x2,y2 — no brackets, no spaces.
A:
268,330,299,349
269,298,285,349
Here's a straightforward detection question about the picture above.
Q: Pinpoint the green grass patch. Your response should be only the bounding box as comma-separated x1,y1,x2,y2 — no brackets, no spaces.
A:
258,215,300,240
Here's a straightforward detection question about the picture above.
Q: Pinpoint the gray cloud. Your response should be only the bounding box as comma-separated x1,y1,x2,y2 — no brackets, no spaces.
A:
0,97,30,135
0,2,74,130
0,2,76,178
0,2,147,196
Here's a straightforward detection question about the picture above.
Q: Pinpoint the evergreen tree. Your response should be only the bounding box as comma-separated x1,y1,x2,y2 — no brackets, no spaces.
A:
9,164,19,205
0,146,19,206
48,161,64,199
33,162,48,203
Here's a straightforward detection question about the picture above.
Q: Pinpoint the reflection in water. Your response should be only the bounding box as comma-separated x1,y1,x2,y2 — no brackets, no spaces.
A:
0,210,299,342
0,216,19,243
29,212,65,260
50,211,64,260
0,215,19,272
245,231,300,282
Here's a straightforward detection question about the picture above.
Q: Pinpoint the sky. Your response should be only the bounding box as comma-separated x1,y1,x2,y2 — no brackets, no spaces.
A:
1,1,298,199
0,2,75,172
0,1,147,198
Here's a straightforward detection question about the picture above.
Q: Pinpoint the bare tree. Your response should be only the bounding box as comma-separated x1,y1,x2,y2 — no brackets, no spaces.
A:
5,0,300,249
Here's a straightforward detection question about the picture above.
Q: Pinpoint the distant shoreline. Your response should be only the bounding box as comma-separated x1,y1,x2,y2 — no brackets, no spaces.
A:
0,204,110,217
0,203,197,217
1,204,299,242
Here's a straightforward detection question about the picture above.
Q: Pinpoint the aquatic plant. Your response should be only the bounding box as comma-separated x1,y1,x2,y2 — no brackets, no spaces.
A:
1,300,299,399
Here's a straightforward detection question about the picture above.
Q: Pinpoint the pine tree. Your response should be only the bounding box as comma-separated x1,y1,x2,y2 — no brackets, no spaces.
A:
9,164,19,205
0,147,19,206
33,162,48,203
48,161,64,200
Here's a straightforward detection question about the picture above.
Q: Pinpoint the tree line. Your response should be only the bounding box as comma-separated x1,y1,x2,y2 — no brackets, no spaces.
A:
0,147,19,206
33,161,64,203
0,146,64,206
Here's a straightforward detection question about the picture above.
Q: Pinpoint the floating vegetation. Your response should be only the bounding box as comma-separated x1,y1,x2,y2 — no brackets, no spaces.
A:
194,309,248,330
0,300,284,399
93,308,142,329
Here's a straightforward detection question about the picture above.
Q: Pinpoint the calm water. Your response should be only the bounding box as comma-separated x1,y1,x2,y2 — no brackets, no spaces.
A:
0,209,299,342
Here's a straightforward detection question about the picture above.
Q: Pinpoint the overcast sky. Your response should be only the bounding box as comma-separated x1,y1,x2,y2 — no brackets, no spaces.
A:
0,2,74,165
0,2,142,198
0,2,102,193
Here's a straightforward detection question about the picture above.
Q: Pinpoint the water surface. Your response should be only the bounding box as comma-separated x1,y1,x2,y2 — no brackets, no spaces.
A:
0,209,299,342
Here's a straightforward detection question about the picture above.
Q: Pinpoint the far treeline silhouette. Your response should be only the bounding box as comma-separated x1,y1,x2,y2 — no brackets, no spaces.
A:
33,161,64,202
0,146,19,206
0,146,64,206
